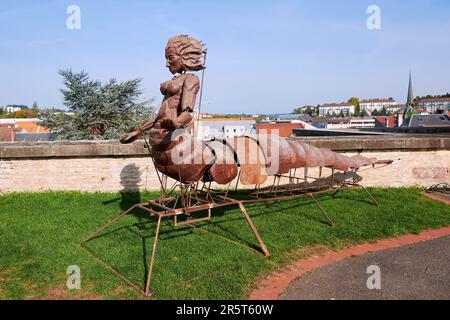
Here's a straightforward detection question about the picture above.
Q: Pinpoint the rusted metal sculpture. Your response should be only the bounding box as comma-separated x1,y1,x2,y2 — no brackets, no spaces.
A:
81,35,393,297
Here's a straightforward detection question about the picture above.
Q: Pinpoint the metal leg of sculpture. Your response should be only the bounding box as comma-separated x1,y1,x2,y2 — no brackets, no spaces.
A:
175,208,212,227
81,204,138,243
80,203,154,297
144,214,162,297
238,202,270,257
358,184,380,207
332,183,346,198
308,192,335,227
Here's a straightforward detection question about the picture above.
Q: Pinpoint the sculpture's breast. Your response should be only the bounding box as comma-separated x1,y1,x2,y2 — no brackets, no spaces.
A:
160,76,184,96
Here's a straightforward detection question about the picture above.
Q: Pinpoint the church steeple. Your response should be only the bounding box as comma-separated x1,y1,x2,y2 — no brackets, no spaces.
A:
402,71,415,125
406,71,414,109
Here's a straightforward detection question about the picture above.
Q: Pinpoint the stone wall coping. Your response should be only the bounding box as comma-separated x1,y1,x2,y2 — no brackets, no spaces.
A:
1,135,450,159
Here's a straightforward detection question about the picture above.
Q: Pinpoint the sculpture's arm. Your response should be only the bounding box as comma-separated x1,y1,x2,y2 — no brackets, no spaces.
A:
120,114,158,144
137,115,158,132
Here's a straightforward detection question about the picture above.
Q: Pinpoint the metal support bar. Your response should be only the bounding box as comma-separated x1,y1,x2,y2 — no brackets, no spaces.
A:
309,192,335,227
332,184,346,198
238,202,270,257
144,215,162,297
82,204,138,243
359,184,380,207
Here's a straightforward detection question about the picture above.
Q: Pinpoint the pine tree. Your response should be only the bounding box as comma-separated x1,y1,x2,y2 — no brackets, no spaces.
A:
39,70,154,140
31,101,39,117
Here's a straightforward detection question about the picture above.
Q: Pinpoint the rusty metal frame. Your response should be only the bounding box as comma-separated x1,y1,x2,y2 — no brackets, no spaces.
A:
80,163,384,298
80,180,271,298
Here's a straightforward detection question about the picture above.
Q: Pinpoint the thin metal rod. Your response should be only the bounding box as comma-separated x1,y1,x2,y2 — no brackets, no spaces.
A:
332,184,346,198
175,208,212,227
79,245,145,296
309,192,335,227
82,205,137,243
359,184,380,207
144,215,162,297
238,202,270,257
235,170,241,191
194,50,207,140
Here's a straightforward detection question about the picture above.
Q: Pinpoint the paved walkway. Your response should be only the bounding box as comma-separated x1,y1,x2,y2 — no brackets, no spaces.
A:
280,235,450,300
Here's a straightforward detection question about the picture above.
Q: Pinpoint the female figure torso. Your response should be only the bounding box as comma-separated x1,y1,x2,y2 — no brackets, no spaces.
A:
153,74,197,129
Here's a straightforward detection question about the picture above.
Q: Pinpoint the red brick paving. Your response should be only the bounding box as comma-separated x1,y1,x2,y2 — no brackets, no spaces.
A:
248,226,450,300
423,192,450,205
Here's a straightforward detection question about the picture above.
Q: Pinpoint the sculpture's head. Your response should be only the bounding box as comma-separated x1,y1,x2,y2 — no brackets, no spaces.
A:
165,35,206,74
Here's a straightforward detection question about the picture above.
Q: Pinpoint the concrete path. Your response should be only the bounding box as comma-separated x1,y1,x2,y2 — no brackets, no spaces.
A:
280,236,450,300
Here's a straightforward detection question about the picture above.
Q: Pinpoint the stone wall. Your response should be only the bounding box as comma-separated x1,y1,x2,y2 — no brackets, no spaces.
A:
1,136,449,193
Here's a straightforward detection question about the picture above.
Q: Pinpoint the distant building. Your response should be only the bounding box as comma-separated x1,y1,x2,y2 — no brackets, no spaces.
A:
15,132,55,142
322,117,352,129
418,98,450,114
373,116,397,128
387,104,404,114
199,112,214,119
5,106,22,113
255,122,304,138
360,98,398,114
193,118,256,140
318,103,354,117
0,118,48,133
404,114,450,128
0,119,50,141
0,127,16,142
264,113,304,120
311,117,375,129
349,117,376,128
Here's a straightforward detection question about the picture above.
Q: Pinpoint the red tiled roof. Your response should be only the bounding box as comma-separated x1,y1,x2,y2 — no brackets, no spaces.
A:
320,103,353,108
373,116,397,128
194,117,254,122
255,123,304,138
360,98,395,104
419,98,450,103
15,122,49,133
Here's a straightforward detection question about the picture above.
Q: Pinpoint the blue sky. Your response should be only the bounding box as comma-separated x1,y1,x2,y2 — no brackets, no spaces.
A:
1,0,449,114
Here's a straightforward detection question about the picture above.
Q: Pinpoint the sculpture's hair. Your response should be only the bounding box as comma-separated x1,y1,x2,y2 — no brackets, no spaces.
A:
166,35,206,72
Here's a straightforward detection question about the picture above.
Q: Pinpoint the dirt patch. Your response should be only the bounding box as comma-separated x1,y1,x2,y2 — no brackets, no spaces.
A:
26,284,102,300
110,286,129,297
286,244,329,260
0,267,14,276
0,268,14,284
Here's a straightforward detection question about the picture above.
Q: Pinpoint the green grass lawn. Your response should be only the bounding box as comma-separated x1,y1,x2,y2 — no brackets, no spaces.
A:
0,188,449,300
